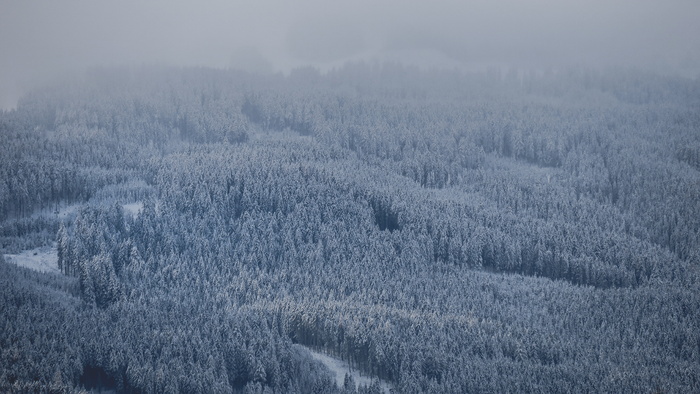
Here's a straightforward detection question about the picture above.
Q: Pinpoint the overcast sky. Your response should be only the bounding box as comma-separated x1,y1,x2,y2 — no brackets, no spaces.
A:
1,0,699,109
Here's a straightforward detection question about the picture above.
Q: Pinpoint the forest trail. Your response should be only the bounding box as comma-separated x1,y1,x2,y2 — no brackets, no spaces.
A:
299,345,392,393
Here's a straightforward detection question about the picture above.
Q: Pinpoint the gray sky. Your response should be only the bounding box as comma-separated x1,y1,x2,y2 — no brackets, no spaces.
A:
1,0,699,109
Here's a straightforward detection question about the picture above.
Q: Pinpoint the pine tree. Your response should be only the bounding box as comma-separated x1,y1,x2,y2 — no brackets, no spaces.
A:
57,223,69,274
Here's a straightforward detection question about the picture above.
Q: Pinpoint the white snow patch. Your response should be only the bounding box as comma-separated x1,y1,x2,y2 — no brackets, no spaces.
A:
27,202,83,222
122,201,143,217
54,203,82,220
300,345,391,393
5,244,60,274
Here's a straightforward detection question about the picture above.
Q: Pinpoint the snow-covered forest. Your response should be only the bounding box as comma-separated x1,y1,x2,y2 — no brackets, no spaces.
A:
1,64,699,393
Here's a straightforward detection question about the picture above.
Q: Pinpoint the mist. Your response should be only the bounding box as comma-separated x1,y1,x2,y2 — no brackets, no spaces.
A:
1,0,699,109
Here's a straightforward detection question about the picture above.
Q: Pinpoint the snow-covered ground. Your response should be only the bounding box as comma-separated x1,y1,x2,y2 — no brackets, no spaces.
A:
300,345,392,393
29,200,144,221
122,201,143,217
4,244,60,274
54,203,82,220
26,202,83,222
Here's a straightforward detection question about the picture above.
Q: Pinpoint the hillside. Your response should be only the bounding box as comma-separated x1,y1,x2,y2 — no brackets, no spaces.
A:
1,64,699,393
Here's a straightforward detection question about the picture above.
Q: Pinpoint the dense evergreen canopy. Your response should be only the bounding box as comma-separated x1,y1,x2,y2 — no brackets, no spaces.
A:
1,64,699,393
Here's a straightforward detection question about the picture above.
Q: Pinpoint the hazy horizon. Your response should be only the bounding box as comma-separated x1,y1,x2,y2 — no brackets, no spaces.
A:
2,0,699,109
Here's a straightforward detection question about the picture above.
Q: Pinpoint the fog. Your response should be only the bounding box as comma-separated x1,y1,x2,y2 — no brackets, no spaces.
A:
1,0,699,109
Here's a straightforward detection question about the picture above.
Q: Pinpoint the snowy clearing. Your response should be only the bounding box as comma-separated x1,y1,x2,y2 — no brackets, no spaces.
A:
299,345,392,393
4,244,60,274
28,200,144,221
122,201,143,217
27,202,83,222
54,203,82,220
